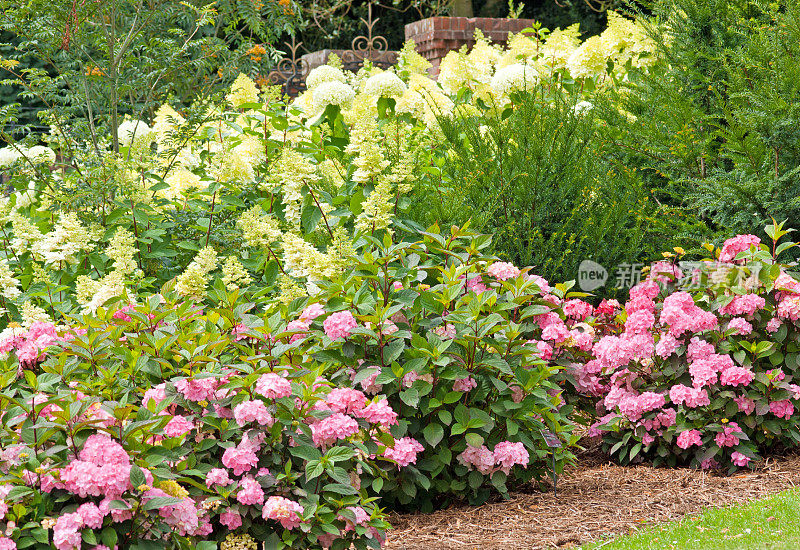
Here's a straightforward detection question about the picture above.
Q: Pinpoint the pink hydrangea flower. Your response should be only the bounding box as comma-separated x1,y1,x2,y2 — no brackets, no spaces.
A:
383,437,424,467
206,468,232,488
766,317,783,333
326,388,367,415
720,366,755,387
286,319,311,343
263,496,304,530
76,502,105,529
777,296,800,321
770,400,794,419
300,303,325,322
719,234,760,263
339,506,370,532
358,398,398,427
392,281,404,291
255,373,292,399
563,299,594,320
0,537,16,550
221,435,260,476
164,415,195,437
659,292,718,336
655,333,681,359
234,400,274,427
714,423,741,448
311,413,360,447
526,274,551,292
617,392,666,422
453,377,477,392
323,311,358,340
220,509,242,529
433,323,456,339
236,476,265,505
493,441,529,474
487,261,520,281
734,395,756,415
727,317,753,335
731,451,751,467
175,377,218,402
669,384,710,408
530,340,553,360
718,294,765,317
53,512,83,550
676,429,702,449
457,444,495,474
625,309,655,334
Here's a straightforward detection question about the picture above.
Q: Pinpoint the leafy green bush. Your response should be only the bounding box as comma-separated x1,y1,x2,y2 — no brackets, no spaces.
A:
0,298,396,550
411,84,705,295
282,225,579,510
611,0,800,238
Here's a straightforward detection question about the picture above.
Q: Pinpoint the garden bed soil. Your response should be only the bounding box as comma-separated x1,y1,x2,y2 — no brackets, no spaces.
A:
386,448,800,549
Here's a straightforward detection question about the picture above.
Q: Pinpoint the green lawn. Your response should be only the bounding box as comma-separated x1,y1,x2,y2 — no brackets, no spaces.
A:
581,488,800,550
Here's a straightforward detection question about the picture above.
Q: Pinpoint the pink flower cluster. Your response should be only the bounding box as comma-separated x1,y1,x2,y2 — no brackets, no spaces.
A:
255,373,292,399
263,496,304,529
458,441,529,475
676,429,702,449
323,310,358,340
60,434,131,499
311,412,360,447
659,292,718,336
0,321,64,368
714,423,742,448
234,400,274,427
453,377,477,392
487,261,520,281
719,234,760,263
383,437,424,467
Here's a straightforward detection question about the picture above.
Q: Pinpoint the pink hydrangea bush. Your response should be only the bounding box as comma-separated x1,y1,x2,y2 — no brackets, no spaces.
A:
0,300,402,549
570,226,800,471
280,226,579,509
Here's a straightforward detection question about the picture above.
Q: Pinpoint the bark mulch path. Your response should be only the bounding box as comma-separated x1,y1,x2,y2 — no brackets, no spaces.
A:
385,449,800,549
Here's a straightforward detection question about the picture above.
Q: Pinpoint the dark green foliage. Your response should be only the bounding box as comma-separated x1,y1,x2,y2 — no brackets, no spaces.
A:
410,87,705,297
612,0,800,238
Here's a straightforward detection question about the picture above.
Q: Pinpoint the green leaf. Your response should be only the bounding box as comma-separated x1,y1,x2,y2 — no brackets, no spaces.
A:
423,423,444,447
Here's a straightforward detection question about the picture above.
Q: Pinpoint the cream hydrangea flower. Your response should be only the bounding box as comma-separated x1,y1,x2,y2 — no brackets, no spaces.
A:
0,259,21,300
117,119,153,148
490,64,538,95
30,212,97,266
566,36,609,80
312,81,356,110
162,168,203,201
237,206,282,248
227,73,260,108
272,148,319,228
221,256,252,291
396,40,431,76
106,227,138,276
306,65,347,90
21,301,51,327
0,146,19,167
363,71,407,98
175,246,218,300
541,24,581,69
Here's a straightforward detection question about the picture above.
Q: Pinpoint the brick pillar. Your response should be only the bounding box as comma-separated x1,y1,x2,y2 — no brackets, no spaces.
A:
404,17,538,77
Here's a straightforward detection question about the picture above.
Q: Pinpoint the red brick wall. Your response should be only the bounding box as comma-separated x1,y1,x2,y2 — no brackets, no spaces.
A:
405,17,538,76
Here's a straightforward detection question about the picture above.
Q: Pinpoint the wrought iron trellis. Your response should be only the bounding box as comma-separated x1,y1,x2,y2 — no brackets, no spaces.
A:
340,3,392,72
266,35,309,98
267,2,394,97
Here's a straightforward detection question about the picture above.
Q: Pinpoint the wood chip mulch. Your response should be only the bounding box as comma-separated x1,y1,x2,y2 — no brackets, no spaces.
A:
385,449,800,549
